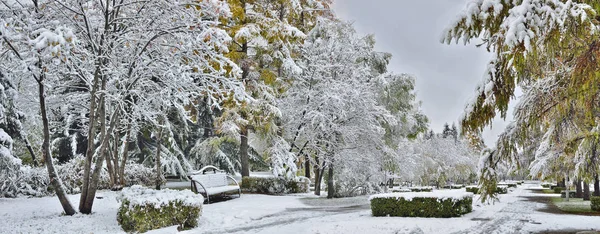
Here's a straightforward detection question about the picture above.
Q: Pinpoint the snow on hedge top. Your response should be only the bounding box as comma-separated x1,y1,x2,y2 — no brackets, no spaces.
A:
369,190,473,202
118,185,204,208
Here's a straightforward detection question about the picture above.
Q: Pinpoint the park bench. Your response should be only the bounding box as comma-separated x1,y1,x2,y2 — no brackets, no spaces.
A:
187,165,241,203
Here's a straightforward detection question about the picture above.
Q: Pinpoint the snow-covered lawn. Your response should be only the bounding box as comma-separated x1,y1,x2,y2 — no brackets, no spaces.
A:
2,183,600,234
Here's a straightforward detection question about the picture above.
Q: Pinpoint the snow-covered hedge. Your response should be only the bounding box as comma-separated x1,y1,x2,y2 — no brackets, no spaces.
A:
591,196,600,211
1,155,162,197
117,185,203,233
496,185,508,194
409,186,433,192
369,191,473,217
241,176,309,195
497,182,517,188
465,186,478,194
392,188,411,193
465,185,506,194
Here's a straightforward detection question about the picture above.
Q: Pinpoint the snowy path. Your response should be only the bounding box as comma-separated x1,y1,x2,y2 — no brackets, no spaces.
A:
187,183,600,234
2,183,600,234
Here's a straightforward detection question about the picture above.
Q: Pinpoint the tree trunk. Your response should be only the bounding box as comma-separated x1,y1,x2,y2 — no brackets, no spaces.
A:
105,140,116,187
304,154,311,179
119,124,132,186
155,122,163,190
38,78,76,216
240,127,249,177
79,66,101,212
327,163,334,199
576,178,582,198
314,156,321,196
111,133,120,189
21,136,37,167
583,182,591,201
80,109,120,214
594,175,600,197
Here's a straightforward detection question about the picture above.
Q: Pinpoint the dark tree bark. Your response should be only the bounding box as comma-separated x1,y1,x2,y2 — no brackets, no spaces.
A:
155,122,163,190
240,127,249,177
583,182,591,201
576,178,583,198
314,156,322,195
37,76,76,215
327,163,334,199
594,175,600,197
304,155,311,179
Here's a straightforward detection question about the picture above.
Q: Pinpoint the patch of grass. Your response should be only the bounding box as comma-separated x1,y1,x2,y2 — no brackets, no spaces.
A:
550,197,599,215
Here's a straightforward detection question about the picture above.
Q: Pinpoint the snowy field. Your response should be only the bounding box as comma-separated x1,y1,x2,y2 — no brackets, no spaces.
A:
1,183,600,234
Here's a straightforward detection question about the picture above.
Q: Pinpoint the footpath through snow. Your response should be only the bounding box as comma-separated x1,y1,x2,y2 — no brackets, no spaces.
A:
1,183,600,233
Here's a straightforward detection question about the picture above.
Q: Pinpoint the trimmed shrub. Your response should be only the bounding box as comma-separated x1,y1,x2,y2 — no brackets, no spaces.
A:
392,188,411,193
553,187,565,194
370,192,473,217
498,182,517,188
495,185,508,194
241,176,309,195
465,186,478,194
591,196,600,211
117,185,203,233
409,187,433,192
560,191,576,198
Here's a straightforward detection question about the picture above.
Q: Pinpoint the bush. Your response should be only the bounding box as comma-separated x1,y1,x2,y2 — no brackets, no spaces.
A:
465,186,478,194
370,192,473,217
560,191,576,198
117,185,203,233
1,155,162,197
392,188,411,193
495,185,508,194
591,196,600,211
241,176,309,195
553,187,565,194
409,187,433,192
517,181,523,185
498,182,517,188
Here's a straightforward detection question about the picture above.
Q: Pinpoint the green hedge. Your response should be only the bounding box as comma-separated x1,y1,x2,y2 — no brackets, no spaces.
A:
465,186,506,194
591,196,600,211
465,186,478,194
560,191,576,198
117,186,203,233
241,176,309,195
496,186,508,194
370,195,473,217
553,187,566,194
409,187,433,192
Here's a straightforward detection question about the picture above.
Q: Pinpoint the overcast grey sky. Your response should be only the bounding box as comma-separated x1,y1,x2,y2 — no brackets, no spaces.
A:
332,0,515,145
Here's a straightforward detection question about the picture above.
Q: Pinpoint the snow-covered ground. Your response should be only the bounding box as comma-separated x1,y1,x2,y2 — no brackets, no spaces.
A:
1,183,600,234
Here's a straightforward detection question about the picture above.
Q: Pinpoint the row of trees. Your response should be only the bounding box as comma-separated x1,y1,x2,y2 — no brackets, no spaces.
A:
395,125,480,188
443,0,600,201
1,0,439,214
